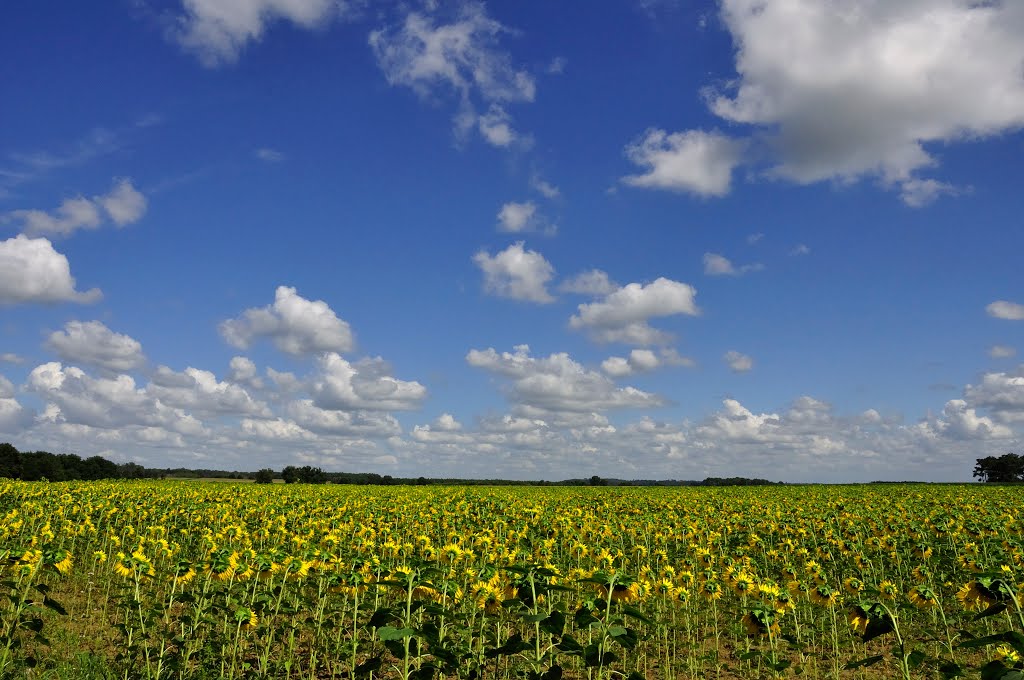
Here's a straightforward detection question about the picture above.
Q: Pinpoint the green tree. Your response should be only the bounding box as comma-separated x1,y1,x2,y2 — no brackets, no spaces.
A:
254,468,276,484
973,453,1024,482
0,442,22,479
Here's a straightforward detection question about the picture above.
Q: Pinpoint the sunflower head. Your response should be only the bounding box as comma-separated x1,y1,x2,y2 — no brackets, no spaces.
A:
847,606,869,635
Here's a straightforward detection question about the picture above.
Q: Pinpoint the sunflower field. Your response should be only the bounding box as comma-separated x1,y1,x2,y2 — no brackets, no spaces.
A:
1,481,1023,679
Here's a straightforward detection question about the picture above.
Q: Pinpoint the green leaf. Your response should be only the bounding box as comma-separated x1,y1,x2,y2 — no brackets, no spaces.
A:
540,611,565,635
620,605,654,625
844,655,884,670
367,608,395,629
556,634,584,655
907,650,927,669
958,631,1024,654
940,661,965,679
862,615,895,643
21,617,43,632
377,626,415,641
354,656,382,677
573,607,599,629
974,603,1009,621
541,664,563,680
410,664,436,680
485,633,530,659
981,661,1011,680
43,596,67,616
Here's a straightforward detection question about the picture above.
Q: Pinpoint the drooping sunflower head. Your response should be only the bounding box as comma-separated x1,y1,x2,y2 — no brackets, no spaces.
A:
878,580,899,601
701,580,723,601
809,584,838,607
908,586,937,610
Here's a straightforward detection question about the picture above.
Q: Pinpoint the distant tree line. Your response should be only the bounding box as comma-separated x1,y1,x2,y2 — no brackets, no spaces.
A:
2,441,786,486
271,467,784,487
0,442,153,482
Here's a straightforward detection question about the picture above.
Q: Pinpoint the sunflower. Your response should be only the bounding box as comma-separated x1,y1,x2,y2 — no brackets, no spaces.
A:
741,612,764,636
994,644,1021,664
113,552,133,578
52,550,73,576
878,580,899,600
809,585,839,607
843,577,864,595
907,586,937,610
701,580,723,601
847,606,870,635
911,565,931,583
732,571,756,597
956,581,995,609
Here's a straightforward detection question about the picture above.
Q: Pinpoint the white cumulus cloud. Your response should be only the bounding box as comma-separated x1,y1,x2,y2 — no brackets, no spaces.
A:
497,201,538,233
697,0,1024,203
569,278,699,345
310,353,427,412
149,365,271,418
26,362,206,435
0,236,101,305
46,321,145,375
466,345,662,414
622,129,744,197
964,368,1024,423
601,348,689,377
473,241,555,303
220,286,355,355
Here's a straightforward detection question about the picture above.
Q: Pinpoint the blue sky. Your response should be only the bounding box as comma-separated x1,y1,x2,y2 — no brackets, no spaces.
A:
1,0,1022,481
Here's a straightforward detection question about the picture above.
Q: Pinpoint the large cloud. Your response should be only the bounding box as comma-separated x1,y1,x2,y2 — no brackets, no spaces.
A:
26,362,206,436
370,3,534,103
370,2,535,145
148,366,271,417
0,236,101,305
220,286,354,355
173,0,349,66
466,345,662,414
569,278,699,345
310,352,427,411
473,242,555,303
286,399,402,437
923,399,1013,440
964,368,1024,423
627,1,1024,204
45,321,145,375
